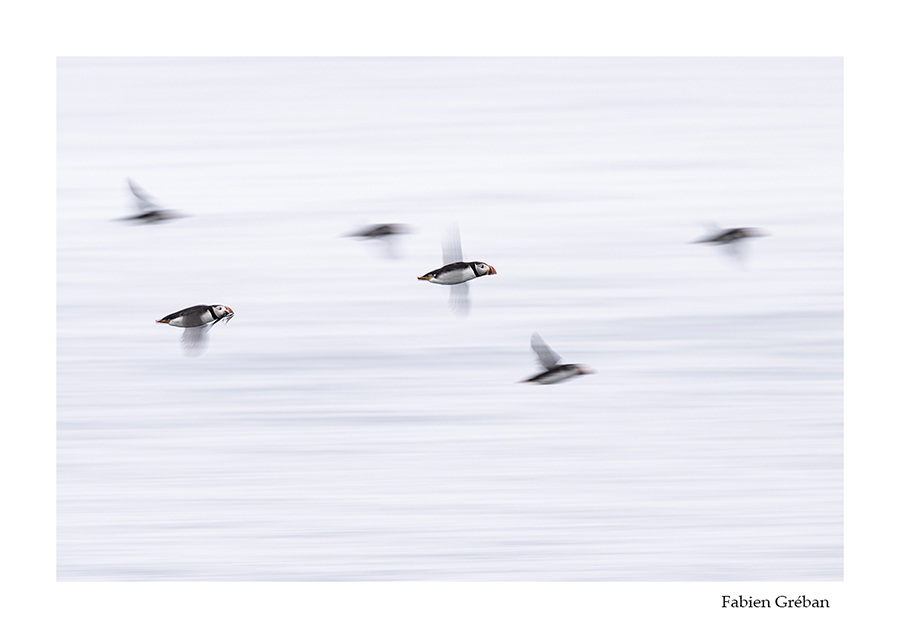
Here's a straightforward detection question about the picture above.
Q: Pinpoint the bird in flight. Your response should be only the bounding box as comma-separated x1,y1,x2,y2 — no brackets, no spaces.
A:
691,223,767,262
117,178,186,223
156,304,234,355
344,223,413,258
521,333,594,384
418,224,496,316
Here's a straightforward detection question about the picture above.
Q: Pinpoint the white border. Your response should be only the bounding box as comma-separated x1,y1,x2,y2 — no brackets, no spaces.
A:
5,1,891,635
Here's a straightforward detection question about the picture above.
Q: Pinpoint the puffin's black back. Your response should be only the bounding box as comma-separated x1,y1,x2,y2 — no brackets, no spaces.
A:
158,305,210,324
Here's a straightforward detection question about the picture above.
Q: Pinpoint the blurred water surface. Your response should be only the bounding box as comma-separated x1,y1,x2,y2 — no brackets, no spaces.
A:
57,57,842,580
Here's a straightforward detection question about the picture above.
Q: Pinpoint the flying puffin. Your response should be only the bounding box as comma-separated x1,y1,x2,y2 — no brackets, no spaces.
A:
345,223,413,239
692,225,766,245
344,223,413,258
156,304,234,355
417,224,496,316
117,178,185,223
691,223,767,261
521,333,594,385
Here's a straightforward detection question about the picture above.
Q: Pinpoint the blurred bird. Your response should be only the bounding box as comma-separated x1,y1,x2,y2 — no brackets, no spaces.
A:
345,223,413,239
418,224,496,316
691,223,767,261
117,178,185,223
344,223,413,258
156,304,234,355
692,225,767,245
521,333,594,384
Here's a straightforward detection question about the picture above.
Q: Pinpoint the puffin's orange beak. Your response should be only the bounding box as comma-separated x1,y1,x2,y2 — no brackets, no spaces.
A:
488,265,497,275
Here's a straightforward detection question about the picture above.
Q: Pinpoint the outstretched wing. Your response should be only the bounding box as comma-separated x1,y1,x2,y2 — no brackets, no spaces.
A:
127,178,163,214
449,281,469,317
531,333,561,370
181,325,211,356
442,223,463,266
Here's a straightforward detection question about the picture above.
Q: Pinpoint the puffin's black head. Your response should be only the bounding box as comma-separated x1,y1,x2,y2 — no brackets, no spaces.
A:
210,305,235,324
472,262,497,277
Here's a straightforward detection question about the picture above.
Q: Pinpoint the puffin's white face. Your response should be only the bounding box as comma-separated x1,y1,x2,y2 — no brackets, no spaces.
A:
212,305,234,321
473,262,497,276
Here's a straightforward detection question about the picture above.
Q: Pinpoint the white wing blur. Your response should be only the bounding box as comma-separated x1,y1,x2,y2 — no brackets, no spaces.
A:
442,223,464,266
442,223,469,316
127,178,164,214
181,325,211,356
531,333,561,370
449,281,470,316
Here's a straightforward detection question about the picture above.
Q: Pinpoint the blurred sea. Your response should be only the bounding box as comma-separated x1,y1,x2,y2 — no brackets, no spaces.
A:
57,57,842,580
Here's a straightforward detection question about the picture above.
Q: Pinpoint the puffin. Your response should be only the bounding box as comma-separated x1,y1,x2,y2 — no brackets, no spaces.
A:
156,304,234,355
345,223,412,239
417,261,497,285
691,226,767,245
344,223,413,258
691,224,767,261
117,178,185,223
521,333,594,384
417,224,496,315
